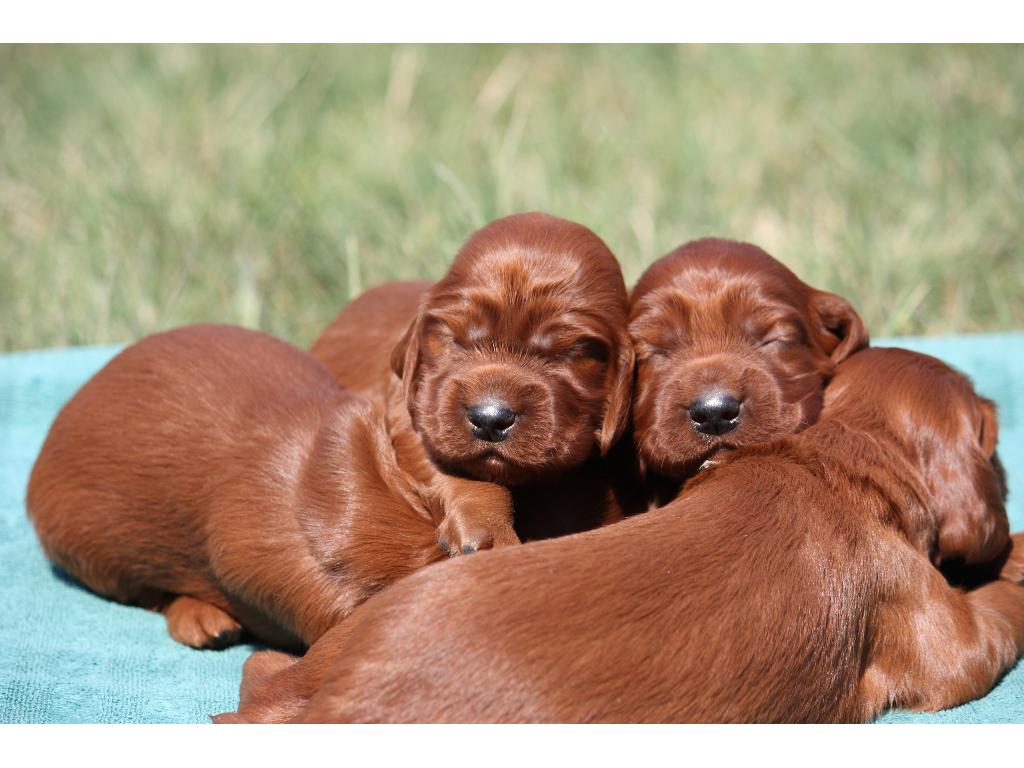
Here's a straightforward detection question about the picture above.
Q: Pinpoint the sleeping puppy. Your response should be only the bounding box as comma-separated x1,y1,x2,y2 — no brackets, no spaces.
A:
312,212,638,538
26,325,516,651
629,237,868,506
216,348,1020,723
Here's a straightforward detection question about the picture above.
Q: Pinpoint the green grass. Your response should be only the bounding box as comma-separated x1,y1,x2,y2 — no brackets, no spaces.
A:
2,44,1022,351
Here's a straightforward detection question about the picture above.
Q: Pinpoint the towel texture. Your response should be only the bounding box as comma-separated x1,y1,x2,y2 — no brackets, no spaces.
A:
1,334,1022,723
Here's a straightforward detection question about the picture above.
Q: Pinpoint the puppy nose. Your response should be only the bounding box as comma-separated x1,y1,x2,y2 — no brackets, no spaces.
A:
688,392,742,436
466,401,517,442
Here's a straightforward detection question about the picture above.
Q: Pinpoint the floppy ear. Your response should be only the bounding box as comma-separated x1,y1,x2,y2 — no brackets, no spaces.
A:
930,398,1008,566
598,331,636,455
932,457,1009,567
978,397,999,458
810,290,869,362
390,309,424,423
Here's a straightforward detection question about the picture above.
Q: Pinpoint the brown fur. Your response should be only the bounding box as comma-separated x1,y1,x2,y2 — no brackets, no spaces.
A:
311,212,638,538
216,348,1020,723
26,324,516,651
629,238,868,506
310,280,431,395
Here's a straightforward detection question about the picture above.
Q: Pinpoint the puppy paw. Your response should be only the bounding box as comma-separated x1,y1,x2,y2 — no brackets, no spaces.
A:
163,595,243,649
438,517,519,556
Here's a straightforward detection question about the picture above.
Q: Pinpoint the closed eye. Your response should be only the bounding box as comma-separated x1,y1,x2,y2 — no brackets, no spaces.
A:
529,321,611,362
569,337,610,363
757,321,805,349
758,336,793,348
423,317,464,349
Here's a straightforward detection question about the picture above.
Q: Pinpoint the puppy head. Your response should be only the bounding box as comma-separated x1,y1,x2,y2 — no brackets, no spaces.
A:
392,212,633,485
826,347,1008,565
629,238,867,479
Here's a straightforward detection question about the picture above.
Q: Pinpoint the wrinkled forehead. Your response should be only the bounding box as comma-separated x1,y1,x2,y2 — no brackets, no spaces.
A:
630,266,810,338
450,240,623,294
451,246,585,294
430,246,626,339
634,239,806,297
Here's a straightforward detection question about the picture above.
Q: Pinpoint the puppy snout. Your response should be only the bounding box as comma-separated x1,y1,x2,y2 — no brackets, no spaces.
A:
688,392,742,436
466,400,517,443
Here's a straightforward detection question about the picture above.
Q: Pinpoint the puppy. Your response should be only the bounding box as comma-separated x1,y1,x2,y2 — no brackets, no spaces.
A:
216,348,1019,723
311,212,638,538
629,238,868,506
27,324,515,651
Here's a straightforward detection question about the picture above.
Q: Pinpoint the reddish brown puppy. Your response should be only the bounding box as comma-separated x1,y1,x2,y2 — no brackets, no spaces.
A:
217,348,1019,723
629,238,868,506
27,324,515,651
312,212,638,538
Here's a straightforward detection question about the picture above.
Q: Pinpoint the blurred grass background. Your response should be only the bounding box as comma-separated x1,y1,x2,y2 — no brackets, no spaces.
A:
1,44,1022,352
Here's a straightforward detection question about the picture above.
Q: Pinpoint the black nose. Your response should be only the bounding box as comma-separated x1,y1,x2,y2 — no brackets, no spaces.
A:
466,402,517,442
688,392,742,436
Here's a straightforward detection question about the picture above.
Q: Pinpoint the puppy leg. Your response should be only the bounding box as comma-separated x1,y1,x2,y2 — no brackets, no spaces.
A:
213,618,358,723
867,558,1024,717
163,595,243,649
433,476,519,555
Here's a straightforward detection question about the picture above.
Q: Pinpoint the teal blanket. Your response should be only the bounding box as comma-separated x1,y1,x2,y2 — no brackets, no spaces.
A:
2,335,1022,723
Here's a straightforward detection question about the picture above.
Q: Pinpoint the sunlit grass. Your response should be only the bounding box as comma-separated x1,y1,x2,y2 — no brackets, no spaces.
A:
1,44,1022,351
